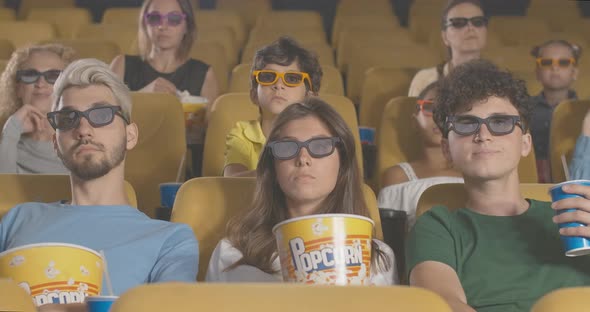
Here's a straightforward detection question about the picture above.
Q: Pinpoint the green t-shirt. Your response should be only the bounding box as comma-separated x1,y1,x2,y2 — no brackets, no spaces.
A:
406,199,590,312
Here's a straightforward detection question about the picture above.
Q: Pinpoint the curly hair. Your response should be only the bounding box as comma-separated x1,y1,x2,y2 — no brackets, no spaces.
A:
0,43,76,131
250,36,323,96
433,59,533,138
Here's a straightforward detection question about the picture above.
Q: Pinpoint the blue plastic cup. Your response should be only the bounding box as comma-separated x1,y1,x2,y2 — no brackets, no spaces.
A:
549,180,590,257
359,127,376,145
86,296,118,312
159,182,183,209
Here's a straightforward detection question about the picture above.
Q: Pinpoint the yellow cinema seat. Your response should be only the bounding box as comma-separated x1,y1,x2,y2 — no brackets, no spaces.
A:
101,7,140,24
44,39,120,64
531,287,590,312
74,24,137,54
550,99,590,183
111,283,452,312
254,10,324,32
360,67,416,130
171,177,384,281
196,10,246,46
0,8,16,21
17,0,75,20
0,279,36,312
0,38,14,59
0,22,56,48
125,93,186,218
216,0,271,29
0,174,137,219
26,8,92,39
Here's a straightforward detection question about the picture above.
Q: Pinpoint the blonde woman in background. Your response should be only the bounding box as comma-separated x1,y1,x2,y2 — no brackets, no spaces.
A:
0,43,75,174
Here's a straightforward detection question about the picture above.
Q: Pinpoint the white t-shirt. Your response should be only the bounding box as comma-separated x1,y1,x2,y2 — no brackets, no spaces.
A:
378,164,464,228
407,63,450,97
206,238,398,285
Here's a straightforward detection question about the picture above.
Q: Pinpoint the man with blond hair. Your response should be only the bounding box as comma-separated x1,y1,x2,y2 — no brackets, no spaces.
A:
0,59,198,311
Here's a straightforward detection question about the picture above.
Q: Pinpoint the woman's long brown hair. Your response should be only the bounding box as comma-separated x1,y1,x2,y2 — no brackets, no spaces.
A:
226,97,390,274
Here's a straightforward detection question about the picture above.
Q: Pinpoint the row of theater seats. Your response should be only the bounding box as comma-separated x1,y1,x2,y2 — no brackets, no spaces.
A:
1,177,587,312
3,276,590,311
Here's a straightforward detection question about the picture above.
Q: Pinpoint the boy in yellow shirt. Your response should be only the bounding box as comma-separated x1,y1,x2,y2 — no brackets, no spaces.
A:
223,36,323,176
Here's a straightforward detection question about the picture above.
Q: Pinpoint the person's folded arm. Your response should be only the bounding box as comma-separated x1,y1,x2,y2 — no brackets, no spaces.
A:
410,261,476,312
406,206,475,312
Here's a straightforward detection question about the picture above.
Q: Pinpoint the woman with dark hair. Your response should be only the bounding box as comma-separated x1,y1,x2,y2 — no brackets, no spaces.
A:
408,0,487,96
208,97,397,284
110,0,218,107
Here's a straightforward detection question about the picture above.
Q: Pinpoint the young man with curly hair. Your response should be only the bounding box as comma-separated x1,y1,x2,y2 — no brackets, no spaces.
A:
406,60,590,312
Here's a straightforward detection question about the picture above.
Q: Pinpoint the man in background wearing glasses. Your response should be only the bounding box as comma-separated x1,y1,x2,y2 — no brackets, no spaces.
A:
406,60,590,312
0,59,198,311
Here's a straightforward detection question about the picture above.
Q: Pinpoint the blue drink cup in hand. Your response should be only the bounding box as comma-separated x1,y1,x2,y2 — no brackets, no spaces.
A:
86,296,118,312
550,180,590,257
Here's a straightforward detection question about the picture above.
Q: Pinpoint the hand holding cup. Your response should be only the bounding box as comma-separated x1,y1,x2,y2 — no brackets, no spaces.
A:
551,180,590,256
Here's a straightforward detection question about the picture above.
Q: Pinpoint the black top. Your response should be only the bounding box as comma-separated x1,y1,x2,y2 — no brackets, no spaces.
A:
123,55,209,95
529,90,578,160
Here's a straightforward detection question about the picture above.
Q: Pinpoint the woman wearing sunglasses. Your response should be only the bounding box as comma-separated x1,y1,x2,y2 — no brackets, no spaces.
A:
379,82,462,227
0,43,75,174
223,37,322,177
110,0,218,107
408,0,487,97
208,98,397,284
529,39,582,182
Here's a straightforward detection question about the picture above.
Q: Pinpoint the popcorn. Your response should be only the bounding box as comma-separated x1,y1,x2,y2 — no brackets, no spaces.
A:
18,282,31,294
312,220,329,236
45,261,60,279
9,255,25,267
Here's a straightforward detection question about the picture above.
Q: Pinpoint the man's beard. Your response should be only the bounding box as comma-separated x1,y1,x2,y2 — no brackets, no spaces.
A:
58,137,126,181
